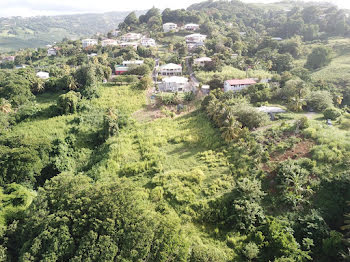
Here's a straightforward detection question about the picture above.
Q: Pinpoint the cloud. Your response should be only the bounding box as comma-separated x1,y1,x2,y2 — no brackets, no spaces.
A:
0,0,348,17
0,0,203,17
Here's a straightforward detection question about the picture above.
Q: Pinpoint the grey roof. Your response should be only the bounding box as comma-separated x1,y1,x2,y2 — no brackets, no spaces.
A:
257,106,286,113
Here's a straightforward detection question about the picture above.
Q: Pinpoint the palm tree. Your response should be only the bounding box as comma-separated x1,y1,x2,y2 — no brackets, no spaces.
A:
31,78,45,94
0,99,12,114
220,115,242,142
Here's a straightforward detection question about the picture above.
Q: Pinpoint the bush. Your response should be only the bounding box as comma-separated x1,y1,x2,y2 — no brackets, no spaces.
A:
305,46,332,70
323,107,341,120
234,105,269,129
340,119,350,130
306,91,333,112
297,116,309,129
57,91,81,114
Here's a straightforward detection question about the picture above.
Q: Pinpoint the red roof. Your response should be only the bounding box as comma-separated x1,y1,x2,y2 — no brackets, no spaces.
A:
226,79,256,86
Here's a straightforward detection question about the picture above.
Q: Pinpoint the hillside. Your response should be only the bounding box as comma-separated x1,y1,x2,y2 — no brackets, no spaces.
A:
0,11,144,52
0,0,350,261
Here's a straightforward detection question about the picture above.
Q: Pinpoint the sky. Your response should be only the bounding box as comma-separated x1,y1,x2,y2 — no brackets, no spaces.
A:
0,0,348,17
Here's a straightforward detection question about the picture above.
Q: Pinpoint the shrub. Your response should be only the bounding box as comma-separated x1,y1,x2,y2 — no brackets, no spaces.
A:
234,105,269,129
306,91,333,112
340,119,350,130
323,107,341,120
297,116,309,129
57,91,81,114
305,46,332,70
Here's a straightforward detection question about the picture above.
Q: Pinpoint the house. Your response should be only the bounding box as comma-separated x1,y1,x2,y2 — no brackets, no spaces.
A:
122,60,144,67
47,48,57,56
36,71,50,80
119,42,138,49
224,78,256,92
194,57,212,67
101,39,119,47
163,23,177,33
141,37,156,47
15,64,27,69
3,56,15,62
115,66,129,75
184,23,200,31
87,53,98,58
111,30,120,37
115,60,144,75
120,33,142,42
82,39,98,48
158,76,192,92
185,33,207,43
271,37,283,41
159,63,182,76
201,85,210,95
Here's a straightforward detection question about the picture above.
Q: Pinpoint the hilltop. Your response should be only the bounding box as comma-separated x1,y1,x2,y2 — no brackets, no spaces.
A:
0,11,145,52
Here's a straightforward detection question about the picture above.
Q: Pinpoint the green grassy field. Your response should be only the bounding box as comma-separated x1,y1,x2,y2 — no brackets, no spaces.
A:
311,38,350,83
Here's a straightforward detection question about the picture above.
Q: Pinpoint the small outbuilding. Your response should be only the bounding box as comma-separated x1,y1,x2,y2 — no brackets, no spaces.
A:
36,71,50,80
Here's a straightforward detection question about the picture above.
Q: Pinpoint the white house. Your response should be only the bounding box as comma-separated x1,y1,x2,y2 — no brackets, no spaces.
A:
101,39,119,47
82,39,98,48
47,48,57,56
185,33,207,43
120,33,142,42
163,23,177,33
271,37,283,41
158,76,192,92
119,42,138,49
122,60,144,67
224,79,256,92
36,71,50,80
194,57,212,67
2,56,15,62
141,38,156,47
115,60,144,75
184,23,200,31
159,63,182,76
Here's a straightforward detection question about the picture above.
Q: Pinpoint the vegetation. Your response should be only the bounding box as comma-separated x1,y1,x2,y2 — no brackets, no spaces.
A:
0,0,350,261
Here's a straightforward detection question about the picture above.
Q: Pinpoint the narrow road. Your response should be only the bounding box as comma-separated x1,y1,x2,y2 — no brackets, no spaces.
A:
185,56,199,86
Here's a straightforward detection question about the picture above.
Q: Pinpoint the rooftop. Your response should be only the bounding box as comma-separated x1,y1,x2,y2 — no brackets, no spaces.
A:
257,106,286,113
162,76,188,83
160,63,182,70
225,79,256,85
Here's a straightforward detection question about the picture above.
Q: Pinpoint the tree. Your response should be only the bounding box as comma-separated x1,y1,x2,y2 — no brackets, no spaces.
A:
207,75,223,90
305,46,332,70
302,24,319,41
124,11,139,26
234,104,269,129
220,115,242,142
16,174,189,261
57,91,81,114
207,178,265,232
137,75,153,90
323,107,341,120
306,90,333,111
271,53,294,73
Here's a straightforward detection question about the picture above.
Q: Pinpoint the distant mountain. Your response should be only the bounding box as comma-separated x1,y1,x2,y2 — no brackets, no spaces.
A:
0,11,145,52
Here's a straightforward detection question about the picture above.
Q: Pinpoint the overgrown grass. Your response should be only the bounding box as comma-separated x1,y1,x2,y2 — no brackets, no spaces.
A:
311,38,350,83
196,66,272,83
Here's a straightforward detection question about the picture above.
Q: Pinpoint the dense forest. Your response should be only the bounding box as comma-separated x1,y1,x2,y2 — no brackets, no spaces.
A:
0,0,350,261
